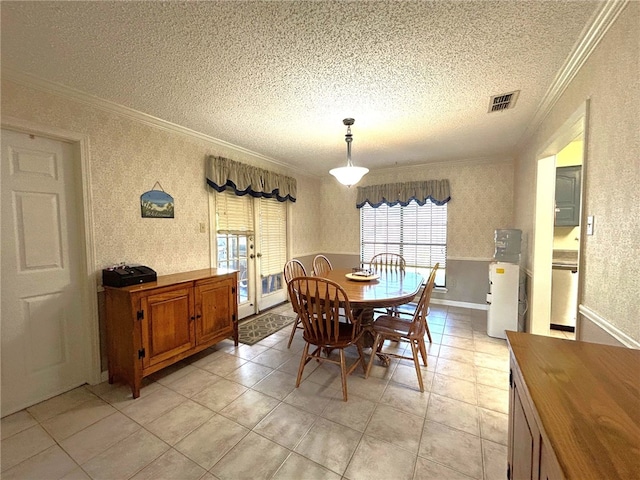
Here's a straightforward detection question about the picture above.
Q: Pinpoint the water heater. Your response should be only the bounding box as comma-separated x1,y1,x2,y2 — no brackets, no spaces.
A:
487,262,519,339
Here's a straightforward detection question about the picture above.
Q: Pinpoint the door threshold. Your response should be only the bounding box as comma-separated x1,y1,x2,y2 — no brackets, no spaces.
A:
550,323,575,333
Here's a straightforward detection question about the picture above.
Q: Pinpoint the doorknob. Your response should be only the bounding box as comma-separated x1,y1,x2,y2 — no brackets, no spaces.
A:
256,253,262,258
250,254,255,259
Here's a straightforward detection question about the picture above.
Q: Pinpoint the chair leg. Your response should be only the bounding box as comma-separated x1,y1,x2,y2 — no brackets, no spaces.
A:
355,339,367,374
287,316,300,348
418,338,428,366
296,342,310,388
425,319,433,343
339,349,348,401
365,333,383,379
409,340,424,392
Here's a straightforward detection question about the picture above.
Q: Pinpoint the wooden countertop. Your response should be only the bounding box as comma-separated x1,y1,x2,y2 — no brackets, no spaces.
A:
506,332,640,479
103,268,237,293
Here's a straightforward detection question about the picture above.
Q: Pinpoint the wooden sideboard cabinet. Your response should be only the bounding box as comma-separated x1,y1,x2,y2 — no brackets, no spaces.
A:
506,332,640,480
105,268,238,398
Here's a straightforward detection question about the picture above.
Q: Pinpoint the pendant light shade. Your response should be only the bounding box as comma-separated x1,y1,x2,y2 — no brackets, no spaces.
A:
329,118,369,187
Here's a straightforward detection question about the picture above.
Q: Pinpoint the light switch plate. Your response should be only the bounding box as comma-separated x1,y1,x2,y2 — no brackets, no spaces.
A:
586,215,594,235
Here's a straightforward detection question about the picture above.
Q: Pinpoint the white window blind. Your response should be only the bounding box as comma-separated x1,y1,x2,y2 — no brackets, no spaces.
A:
360,199,447,284
216,191,254,234
259,198,287,277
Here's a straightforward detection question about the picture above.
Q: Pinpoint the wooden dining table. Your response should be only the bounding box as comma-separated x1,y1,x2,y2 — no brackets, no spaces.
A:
317,267,424,346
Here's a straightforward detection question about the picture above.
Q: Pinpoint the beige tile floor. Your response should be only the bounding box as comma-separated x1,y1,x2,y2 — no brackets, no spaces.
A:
2,304,513,480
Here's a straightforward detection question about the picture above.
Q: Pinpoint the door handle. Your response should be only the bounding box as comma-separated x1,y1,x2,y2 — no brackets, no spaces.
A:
250,254,255,259
256,253,262,258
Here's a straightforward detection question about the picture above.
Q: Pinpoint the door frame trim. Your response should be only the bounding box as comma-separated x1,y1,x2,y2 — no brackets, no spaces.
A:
530,102,587,336
2,116,101,385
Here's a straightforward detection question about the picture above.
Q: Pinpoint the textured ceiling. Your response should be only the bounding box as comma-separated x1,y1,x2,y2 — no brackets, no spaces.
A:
1,1,601,176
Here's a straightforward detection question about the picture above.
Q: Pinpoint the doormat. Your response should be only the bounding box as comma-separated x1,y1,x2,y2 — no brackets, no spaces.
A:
238,313,296,345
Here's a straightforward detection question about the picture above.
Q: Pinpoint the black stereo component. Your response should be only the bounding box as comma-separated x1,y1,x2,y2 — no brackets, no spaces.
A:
102,265,157,287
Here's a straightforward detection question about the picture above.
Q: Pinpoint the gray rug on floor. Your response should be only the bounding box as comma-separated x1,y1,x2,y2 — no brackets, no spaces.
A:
238,313,296,345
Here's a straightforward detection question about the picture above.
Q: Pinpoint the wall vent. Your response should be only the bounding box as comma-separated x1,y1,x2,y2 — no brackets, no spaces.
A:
488,90,520,113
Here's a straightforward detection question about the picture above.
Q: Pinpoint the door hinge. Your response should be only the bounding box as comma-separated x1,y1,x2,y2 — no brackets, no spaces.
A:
507,462,511,479
138,348,145,359
509,369,513,388
232,313,236,322
137,310,144,320
232,286,236,294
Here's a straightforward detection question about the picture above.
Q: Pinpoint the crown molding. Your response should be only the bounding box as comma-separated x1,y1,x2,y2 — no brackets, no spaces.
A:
365,155,515,177
518,0,629,147
3,68,319,178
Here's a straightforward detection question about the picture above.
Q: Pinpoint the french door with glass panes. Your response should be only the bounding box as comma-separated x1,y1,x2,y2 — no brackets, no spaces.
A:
215,191,287,318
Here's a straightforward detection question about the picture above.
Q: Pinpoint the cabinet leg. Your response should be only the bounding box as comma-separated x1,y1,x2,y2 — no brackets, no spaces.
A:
233,321,239,346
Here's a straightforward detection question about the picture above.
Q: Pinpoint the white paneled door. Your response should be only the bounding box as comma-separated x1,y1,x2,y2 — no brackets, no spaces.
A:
1,129,91,416
215,192,287,318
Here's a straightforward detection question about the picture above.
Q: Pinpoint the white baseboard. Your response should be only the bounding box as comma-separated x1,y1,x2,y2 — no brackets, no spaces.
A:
579,304,640,349
431,298,488,311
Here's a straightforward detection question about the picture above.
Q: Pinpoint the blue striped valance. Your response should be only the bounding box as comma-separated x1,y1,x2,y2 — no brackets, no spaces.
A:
206,155,296,202
356,179,451,208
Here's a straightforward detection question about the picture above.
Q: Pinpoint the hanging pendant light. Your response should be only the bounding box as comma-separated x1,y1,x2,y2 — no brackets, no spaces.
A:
329,118,369,187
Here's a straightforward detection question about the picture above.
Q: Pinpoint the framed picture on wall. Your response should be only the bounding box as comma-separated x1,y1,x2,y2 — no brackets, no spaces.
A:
141,183,174,218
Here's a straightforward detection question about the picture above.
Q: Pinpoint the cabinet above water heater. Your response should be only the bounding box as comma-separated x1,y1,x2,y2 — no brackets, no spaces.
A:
555,166,581,227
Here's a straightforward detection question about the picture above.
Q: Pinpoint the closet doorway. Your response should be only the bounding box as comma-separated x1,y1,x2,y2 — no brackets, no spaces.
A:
1,128,98,416
530,103,586,337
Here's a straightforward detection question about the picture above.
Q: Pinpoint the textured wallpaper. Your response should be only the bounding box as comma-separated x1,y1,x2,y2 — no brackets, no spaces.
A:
321,160,515,260
1,80,322,278
514,3,639,341
290,174,323,257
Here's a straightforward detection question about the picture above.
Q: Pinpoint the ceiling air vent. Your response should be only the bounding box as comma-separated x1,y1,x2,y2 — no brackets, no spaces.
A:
488,90,520,113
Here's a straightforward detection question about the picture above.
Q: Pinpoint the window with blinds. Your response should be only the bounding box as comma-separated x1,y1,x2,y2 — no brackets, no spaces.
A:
360,199,447,286
216,191,254,234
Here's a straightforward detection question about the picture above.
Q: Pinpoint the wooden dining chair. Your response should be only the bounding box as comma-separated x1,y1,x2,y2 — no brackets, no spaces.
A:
365,263,439,392
283,259,307,348
369,252,406,271
288,276,366,401
369,253,406,316
312,254,332,276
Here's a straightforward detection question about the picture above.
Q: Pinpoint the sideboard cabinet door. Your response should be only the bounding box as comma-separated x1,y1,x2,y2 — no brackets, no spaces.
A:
510,380,535,479
140,286,195,369
539,439,564,480
195,277,236,345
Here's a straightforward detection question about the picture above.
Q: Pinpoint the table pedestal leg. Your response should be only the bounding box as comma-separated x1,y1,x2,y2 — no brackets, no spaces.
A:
353,308,375,348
